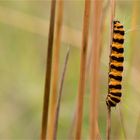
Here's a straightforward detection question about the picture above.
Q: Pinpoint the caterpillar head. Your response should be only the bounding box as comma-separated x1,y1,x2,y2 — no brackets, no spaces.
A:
113,20,120,24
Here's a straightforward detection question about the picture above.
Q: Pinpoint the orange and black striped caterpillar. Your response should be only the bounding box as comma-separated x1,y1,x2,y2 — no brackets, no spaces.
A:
106,20,125,107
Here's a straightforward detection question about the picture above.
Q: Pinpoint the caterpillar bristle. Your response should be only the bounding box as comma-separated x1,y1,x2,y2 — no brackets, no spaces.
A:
106,20,125,107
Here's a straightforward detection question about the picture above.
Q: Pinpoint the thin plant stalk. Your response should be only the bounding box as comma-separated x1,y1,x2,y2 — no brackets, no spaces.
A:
53,48,70,140
87,0,109,78
86,1,109,140
47,0,64,139
106,0,115,140
74,0,91,139
41,0,56,139
89,1,102,139
107,106,111,140
99,0,110,56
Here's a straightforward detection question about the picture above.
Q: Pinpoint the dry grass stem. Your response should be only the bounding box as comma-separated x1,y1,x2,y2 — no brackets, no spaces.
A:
106,0,115,140
87,0,109,74
99,0,110,56
53,48,70,140
86,2,109,140
110,0,115,48
89,1,102,139
41,0,56,139
74,0,91,139
47,0,64,139
110,0,115,25
106,107,111,140
101,0,110,31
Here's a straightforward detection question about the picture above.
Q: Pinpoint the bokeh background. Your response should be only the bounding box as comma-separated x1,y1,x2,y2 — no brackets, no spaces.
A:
0,0,140,139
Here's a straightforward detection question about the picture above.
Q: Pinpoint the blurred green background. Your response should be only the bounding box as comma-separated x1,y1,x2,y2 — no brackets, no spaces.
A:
0,0,140,139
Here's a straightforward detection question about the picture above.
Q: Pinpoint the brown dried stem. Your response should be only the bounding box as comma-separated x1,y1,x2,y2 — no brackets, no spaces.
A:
74,0,91,139
87,0,109,77
41,0,56,139
89,1,102,139
47,0,64,139
53,48,70,140
106,106,111,140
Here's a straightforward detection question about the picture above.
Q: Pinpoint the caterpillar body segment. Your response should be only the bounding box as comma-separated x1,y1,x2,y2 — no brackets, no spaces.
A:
106,20,125,107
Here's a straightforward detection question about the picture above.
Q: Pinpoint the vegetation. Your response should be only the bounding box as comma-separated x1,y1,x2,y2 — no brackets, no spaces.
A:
0,0,140,140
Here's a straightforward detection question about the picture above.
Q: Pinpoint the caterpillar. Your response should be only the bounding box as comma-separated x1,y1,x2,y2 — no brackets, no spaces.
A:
106,20,125,107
